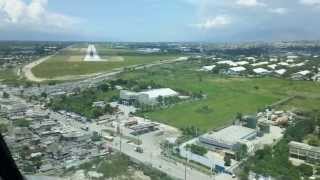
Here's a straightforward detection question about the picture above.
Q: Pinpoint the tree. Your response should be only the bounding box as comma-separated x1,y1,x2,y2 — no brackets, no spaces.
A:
2,91,9,99
187,144,208,156
298,164,313,177
236,112,243,121
97,83,110,92
0,124,8,134
157,96,164,105
40,92,47,98
235,144,248,161
224,155,231,166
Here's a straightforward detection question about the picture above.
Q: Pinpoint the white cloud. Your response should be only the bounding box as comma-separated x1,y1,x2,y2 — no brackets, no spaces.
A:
192,15,231,30
236,0,266,7
300,0,320,6
0,0,81,32
269,8,288,14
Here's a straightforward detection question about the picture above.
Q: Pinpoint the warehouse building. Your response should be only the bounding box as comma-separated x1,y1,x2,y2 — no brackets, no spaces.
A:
289,141,320,164
120,88,179,105
199,125,257,150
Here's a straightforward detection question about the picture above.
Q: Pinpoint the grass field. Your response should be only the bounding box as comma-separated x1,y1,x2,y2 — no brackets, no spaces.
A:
31,45,180,78
119,62,320,131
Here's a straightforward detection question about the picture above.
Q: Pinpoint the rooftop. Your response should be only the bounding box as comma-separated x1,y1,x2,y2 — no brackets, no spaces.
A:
201,125,256,146
140,88,178,98
253,68,270,74
229,66,246,72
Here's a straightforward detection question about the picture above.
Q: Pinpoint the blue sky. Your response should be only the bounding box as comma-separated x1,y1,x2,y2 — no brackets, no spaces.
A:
1,0,320,42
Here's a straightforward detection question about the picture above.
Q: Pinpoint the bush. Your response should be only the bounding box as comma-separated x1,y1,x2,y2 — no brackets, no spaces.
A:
13,119,30,127
186,144,208,156
298,164,313,177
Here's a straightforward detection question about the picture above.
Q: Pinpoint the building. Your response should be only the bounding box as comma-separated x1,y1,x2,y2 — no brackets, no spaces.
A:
291,70,311,80
289,141,320,164
236,61,249,66
227,66,247,75
199,125,257,150
274,69,287,76
120,88,179,105
253,68,271,75
217,60,238,67
200,65,216,71
251,62,269,67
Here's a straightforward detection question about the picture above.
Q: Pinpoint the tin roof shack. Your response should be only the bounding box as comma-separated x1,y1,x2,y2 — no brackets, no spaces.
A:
199,125,257,150
61,131,91,142
2,103,29,119
29,121,58,132
13,127,33,142
25,109,49,121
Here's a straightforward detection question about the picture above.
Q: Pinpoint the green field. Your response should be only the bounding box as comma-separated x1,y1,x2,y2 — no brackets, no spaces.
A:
119,62,320,131
32,45,180,78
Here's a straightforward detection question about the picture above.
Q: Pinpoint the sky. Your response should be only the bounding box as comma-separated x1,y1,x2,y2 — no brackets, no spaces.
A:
0,0,320,42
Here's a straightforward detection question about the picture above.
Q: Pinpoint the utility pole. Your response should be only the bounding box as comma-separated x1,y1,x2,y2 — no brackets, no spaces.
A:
185,146,189,180
116,113,122,153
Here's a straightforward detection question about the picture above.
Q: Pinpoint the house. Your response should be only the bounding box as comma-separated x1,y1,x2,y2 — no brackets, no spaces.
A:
217,60,238,66
291,70,311,80
253,68,271,75
228,66,247,75
274,69,287,76
269,58,278,62
287,55,299,60
200,65,216,71
251,62,269,67
236,61,249,66
278,62,290,66
267,64,277,70
313,73,320,82
246,57,256,61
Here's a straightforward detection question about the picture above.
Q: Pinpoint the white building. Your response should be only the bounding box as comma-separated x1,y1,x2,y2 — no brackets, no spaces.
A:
138,88,179,105
236,61,249,66
251,62,269,67
278,62,290,66
269,58,278,62
217,60,238,66
274,69,287,76
120,88,179,105
253,68,271,75
228,66,246,74
291,70,311,80
199,125,257,150
267,64,277,70
200,65,216,71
